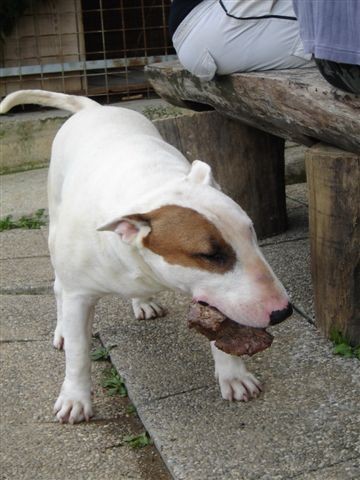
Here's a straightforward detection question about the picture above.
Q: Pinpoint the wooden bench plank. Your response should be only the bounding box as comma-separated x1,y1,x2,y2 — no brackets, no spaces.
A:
146,61,360,154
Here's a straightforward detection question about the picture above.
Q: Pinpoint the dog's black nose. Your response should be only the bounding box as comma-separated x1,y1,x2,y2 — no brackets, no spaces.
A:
269,303,293,326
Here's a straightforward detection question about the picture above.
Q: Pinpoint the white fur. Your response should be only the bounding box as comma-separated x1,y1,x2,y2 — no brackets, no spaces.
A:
211,342,262,401
0,90,290,423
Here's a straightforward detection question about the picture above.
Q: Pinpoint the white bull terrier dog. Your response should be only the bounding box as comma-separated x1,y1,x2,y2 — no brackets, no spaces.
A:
0,90,292,424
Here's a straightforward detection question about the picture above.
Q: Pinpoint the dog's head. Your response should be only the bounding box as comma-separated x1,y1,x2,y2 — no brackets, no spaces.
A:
99,161,291,328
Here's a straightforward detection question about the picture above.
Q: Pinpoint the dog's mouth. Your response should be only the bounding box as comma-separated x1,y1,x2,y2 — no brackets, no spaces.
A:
188,301,273,357
196,300,264,329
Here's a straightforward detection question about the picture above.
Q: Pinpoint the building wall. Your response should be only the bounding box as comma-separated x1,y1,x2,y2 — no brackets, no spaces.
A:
0,0,175,101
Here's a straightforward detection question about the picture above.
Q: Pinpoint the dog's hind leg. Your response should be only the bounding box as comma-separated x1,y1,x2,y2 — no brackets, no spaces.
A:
53,275,64,350
54,292,97,423
131,297,167,320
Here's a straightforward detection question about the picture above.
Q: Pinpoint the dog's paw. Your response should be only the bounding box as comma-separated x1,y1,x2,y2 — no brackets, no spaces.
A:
217,370,262,402
53,325,64,350
132,298,167,320
211,342,262,402
54,382,93,424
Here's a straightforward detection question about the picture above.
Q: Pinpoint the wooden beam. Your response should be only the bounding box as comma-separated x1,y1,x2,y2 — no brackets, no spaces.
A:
146,62,360,154
305,144,360,346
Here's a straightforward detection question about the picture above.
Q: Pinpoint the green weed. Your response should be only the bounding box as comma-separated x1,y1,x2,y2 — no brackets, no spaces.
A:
123,432,152,449
126,404,137,415
330,329,360,360
101,367,127,397
90,344,117,361
0,209,46,231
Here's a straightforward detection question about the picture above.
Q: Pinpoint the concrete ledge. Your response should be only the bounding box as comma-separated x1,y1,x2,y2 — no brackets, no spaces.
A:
0,109,70,174
0,102,305,181
0,99,171,174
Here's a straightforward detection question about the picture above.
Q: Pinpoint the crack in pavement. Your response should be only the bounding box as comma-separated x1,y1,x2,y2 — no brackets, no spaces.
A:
286,456,360,479
0,338,46,344
260,235,309,248
0,286,53,295
0,254,50,261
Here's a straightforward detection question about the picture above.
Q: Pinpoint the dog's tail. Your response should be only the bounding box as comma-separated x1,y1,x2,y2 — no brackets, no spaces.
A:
0,89,99,114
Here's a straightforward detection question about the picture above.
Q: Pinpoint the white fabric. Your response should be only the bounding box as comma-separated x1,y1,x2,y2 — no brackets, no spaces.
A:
172,0,312,81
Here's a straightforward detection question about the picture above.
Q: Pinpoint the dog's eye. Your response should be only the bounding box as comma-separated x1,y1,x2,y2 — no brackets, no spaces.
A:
197,251,228,265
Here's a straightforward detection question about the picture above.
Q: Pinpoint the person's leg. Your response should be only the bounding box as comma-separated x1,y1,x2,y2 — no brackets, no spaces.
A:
214,0,313,74
315,59,360,94
172,0,218,81
172,0,313,81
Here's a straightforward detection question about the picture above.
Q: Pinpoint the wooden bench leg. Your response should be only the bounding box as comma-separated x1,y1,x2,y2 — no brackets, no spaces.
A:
154,110,287,238
305,144,360,346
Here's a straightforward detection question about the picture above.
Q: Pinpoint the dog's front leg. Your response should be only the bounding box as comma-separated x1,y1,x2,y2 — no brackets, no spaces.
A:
131,297,166,320
54,293,96,423
211,342,262,401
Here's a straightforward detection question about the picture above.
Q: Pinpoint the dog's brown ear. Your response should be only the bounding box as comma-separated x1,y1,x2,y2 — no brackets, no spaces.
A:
97,213,151,245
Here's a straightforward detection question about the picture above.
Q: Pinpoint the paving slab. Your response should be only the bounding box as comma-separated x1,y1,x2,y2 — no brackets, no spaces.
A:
1,340,71,424
0,256,53,293
101,312,359,480
262,239,314,321
138,389,359,480
0,315,171,480
286,182,309,206
1,339,147,424
295,461,360,480
99,292,214,405
0,228,49,259
1,168,48,217
0,339,170,480
1,421,170,480
0,294,56,341
259,183,309,248
259,205,309,247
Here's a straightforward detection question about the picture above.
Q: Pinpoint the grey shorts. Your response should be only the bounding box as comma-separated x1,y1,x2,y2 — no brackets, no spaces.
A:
172,0,313,81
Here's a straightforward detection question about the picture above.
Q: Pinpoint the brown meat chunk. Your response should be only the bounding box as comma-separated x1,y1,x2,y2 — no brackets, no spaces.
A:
188,302,273,357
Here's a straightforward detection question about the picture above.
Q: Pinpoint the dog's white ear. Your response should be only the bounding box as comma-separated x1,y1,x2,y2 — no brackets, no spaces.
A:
187,160,220,188
97,214,151,246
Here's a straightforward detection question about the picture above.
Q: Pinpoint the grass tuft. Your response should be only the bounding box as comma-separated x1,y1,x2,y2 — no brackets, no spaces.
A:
0,209,46,231
126,404,137,415
123,432,152,449
91,344,117,361
330,329,359,360
101,366,127,397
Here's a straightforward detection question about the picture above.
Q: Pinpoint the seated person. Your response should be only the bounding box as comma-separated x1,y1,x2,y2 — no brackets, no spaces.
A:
168,0,313,81
293,0,360,94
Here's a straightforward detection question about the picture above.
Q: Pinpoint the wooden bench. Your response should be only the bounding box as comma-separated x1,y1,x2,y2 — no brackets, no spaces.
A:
146,61,360,346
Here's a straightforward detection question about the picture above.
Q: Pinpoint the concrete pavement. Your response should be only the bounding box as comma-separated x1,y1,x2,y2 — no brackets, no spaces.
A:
0,222,171,479
1,167,359,479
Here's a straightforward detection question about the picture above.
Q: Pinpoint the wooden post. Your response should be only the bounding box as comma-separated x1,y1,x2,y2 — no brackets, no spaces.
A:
305,144,360,346
154,111,287,238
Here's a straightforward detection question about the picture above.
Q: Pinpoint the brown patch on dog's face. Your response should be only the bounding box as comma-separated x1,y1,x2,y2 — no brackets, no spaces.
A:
127,205,236,273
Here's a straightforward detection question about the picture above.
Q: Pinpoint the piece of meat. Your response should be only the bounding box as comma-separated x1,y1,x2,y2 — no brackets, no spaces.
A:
187,302,273,356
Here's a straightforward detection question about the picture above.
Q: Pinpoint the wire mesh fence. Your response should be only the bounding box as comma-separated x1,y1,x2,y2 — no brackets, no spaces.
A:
0,0,176,102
